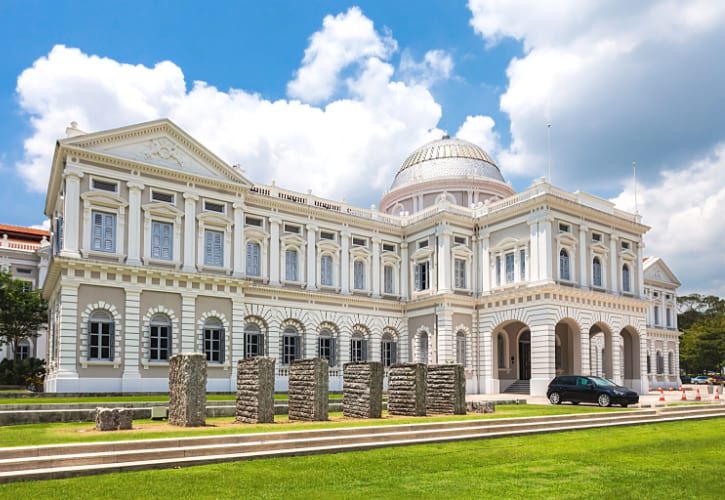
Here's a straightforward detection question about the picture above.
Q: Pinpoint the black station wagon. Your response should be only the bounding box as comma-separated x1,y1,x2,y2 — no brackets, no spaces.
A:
547,375,639,407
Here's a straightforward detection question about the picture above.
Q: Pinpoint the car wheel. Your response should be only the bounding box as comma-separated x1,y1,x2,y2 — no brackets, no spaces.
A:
549,392,562,405
598,393,611,407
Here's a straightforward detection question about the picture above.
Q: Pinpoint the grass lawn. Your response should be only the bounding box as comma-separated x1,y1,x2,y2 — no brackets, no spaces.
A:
0,417,721,499
0,405,622,448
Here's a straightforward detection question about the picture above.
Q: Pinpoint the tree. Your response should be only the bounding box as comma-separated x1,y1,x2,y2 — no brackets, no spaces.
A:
0,270,48,359
678,294,725,373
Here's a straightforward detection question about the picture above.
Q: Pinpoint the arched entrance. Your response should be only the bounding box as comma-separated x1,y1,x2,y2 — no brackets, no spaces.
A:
555,319,581,375
492,320,531,394
589,323,612,378
518,330,531,380
619,326,641,390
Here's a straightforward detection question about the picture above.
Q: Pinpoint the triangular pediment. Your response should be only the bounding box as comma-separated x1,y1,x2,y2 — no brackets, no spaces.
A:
60,119,251,186
643,257,681,288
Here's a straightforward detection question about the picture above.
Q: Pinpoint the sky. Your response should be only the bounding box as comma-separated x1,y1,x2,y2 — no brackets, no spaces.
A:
1,0,724,297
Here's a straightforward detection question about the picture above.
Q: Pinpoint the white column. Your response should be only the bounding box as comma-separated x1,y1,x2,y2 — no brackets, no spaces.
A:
579,225,588,289
580,330,591,375
54,283,81,391
480,232,490,293
269,218,281,286
306,224,317,290
182,193,198,272
181,293,196,353
233,202,245,277
636,242,645,297
539,219,553,281
437,228,451,293
400,241,409,300
436,306,453,363
609,235,619,293
340,230,350,294
122,288,143,390
126,181,144,266
372,237,381,297
530,322,556,396
61,168,83,257
231,297,245,392
528,222,539,281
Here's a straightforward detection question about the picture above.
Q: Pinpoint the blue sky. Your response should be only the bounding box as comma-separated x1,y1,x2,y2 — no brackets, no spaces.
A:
1,1,725,296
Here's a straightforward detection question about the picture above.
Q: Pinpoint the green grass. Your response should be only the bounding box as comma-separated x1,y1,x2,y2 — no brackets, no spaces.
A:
0,417,721,499
0,393,343,404
0,405,621,448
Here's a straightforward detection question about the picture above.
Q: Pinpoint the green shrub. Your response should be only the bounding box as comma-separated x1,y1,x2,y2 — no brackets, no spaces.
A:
0,358,46,390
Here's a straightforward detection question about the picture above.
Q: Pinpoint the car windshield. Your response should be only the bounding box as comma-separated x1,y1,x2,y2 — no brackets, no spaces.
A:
589,376,617,387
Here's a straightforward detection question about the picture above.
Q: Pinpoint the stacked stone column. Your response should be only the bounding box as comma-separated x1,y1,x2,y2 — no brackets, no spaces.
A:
168,353,207,427
343,362,383,418
387,363,427,416
427,364,466,414
288,358,328,421
236,357,276,424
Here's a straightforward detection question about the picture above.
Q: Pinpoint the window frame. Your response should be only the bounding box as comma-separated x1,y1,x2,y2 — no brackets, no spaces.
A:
149,314,172,362
88,310,115,361
203,319,225,364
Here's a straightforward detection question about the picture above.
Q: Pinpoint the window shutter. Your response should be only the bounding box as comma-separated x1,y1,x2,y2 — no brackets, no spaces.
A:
294,335,301,360
109,322,115,361
392,342,397,364
330,337,336,367
362,339,368,362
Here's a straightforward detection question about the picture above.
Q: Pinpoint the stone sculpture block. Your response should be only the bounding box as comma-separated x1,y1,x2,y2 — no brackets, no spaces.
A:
168,352,207,427
387,363,427,416
343,362,383,418
236,356,276,424
288,358,328,421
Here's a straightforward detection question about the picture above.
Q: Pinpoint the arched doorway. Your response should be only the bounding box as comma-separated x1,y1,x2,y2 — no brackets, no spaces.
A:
589,323,612,378
492,321,531,393
619,326,641,390
555,319,581,375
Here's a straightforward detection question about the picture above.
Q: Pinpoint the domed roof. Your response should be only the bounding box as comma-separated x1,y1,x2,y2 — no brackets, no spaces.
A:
390,136,505,191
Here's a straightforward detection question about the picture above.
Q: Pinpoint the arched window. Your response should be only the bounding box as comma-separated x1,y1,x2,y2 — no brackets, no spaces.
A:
244,322,264,358
149,314,171,361
282,325,301,365
592,257,602,287
381,331,397,368
285,249,299,282
353,260,365,290
88,310,114,361
350,330,367,362
559,249,570,281
246,242,261,276
320,254,333,286
622,264,631,292
203,318,224,363
497,333,506,369
317,328,336,366
656,351,664,375
456,331,466,366
16,339,31,360
668,352,674,376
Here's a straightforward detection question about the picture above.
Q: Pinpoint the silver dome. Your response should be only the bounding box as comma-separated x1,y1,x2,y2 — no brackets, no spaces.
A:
390,136,505,191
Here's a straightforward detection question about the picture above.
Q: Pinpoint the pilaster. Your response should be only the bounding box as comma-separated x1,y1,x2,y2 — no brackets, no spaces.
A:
60,167,83,257
436,227,451,293
183,193,198,272
371,237,381,297
340,230,350,294
126,181,145,266
181,293,197,352
233,202,245,276
578,224,588,288
122,288,143,390
400,241,409,300
269,217,281,286
306,224,318,290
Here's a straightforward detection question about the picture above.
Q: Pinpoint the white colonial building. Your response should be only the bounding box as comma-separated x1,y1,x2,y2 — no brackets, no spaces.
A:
39,119,682,394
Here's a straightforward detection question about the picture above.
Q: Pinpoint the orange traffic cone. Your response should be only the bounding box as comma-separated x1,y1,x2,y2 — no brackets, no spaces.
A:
681,388,687,401
695,387,701,401
659,387,665,402
715,387,721,401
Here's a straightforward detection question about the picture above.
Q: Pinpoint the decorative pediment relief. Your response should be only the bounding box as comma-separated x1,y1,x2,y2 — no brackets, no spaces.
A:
555,232,578,247
80,190,128,209
197,211,233,228
644,258,681,287
317,240,340,252
411,247,434,261
280,233,306,247
245,226,269,241
591,242,609,255
452,244,474,257
350,245,371,259
142,202,184,221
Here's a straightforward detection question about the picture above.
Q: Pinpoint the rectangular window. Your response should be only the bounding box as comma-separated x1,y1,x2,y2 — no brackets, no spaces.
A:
246,242,261,276
204,327,224,363
15,268,32,274
454,258,466,289
654,306,660,325
204,201,225,214
495,256,501,286
91,211,116,253
283,335,301,364
454,235,467,245
151,221,173,260
204,229,224,267
284,224,300,234
505,253,515,283
559,223,571,233
520,250,526,281
414,261,430,291
417,239,429,249
245,333,264,358
382,243,396,252
320,255,333,286
384,265,394,294
592,232,602,242
320,231,335,241
149,324,170,361
621,241,631,250
381,340,397,367
352,237,367,247
666,308,672,327
285,249,298,281
318,337,335,366
350,338,367,362
245,216,263,227
353,260,365,290
151,190,175,204
92,178,118,193
89,322,113,361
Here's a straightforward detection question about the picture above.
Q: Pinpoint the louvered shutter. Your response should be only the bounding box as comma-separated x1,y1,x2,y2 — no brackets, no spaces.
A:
220,328,225,363
330,337,336,367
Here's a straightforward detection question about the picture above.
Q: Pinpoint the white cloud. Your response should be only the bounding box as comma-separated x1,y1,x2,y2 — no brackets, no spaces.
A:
469,0,725,293
611,144,725,296
286,7,397,103
456,115,500,158
14,9,449,208
399,49,454,87
30,219,50,231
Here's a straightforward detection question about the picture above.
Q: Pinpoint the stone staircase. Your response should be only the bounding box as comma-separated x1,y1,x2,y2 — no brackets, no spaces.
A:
0,404,723,483
503,380,530,394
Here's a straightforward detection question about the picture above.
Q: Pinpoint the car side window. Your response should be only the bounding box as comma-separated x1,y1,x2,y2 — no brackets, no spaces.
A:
577,377,589,386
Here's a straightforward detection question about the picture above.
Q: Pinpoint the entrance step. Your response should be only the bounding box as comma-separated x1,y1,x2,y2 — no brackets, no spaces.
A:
504,380,530,394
